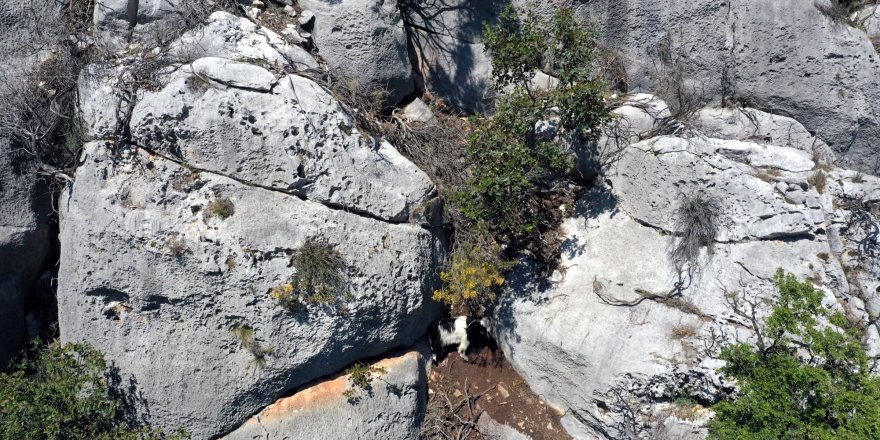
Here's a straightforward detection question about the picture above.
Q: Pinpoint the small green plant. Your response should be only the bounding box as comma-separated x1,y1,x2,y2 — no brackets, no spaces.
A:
433,243,511,315
439,5,610,309
0,342,188,439
269,238,349,311
341,362,388,403
230,324,272,370
206,194,235,220
709,270,880,439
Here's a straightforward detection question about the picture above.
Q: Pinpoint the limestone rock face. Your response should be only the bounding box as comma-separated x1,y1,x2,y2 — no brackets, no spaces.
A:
299,0,415,105
93,0,233,52
494,130,880,438
58,142,443,438
0,140,51,367
169,12,317,71
579,0,880,173
128,61,434,222
222,347,428,440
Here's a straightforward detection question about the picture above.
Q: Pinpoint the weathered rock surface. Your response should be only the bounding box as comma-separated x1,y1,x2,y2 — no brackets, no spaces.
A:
129,61,435,222
222,347,428,440
0,1,58,367
299,0,415,105
0,140,51,367
58,141,443,438
93,0,232,52
403,0,499,113
494,122,880,438
169,12,317,71
579,0,880,173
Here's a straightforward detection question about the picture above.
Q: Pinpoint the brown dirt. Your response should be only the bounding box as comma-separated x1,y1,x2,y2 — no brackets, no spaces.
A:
426,346,572,440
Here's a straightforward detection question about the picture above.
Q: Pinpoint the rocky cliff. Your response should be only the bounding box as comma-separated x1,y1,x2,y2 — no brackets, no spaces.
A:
1,0,879,439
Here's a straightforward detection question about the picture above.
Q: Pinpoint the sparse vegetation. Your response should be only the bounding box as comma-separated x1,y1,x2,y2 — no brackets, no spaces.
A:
671,324,697,340
270,238,349,312
230,325,272,370
206,194,235,220
433,243,510,315
809,170,828,194
342,362,388,403
669,191,723,281
0,342,188,439
709,270,880,439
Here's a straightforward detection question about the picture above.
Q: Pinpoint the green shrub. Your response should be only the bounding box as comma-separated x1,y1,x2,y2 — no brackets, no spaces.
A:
0,342,187,439
206,194,235,220
433,243,511,315
341,362,387,403
270,238,349,311
709,270,880,439
438,6,610,312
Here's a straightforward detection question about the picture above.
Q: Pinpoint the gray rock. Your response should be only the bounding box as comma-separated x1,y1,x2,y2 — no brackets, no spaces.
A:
298,10,315,28
190,57,277,91
58,141,443,438
299,0,414,105
169,12,317,72
129,64,435,222
493,130,872,438
401,98,435,123
77,64,127,140
0,140,51,367
476,413,532,440
612,136,817,241
222,346,428,440
404,0,499,113
695,107,836,163
93,0,219,51
578,0,880,173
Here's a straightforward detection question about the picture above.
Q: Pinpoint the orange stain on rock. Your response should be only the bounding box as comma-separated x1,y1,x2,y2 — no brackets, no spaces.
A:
255,350,419,423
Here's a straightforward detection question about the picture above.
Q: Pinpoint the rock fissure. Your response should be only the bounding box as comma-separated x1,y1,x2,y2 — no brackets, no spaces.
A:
132,144,414,226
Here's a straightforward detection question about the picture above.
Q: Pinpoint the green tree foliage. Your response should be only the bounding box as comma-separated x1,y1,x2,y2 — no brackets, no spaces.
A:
709,270,880,439
441,6,609,314
0,342,187,439
453,6,609,242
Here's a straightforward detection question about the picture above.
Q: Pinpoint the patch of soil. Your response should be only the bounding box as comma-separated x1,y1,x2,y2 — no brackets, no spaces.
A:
426,346,572,440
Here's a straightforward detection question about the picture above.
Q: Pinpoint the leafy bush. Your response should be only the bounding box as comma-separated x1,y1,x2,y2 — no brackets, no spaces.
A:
438,6,610,313
270,238,349,311
433,243,510,315
709,270,880,439
0,342,187,439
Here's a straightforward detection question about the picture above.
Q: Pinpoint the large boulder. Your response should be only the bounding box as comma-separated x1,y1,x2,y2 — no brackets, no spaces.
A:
128,59,434,222
494,128,880,438
222,346,428,440
0,140,52,367
58,141,443,438
299,0,415,106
